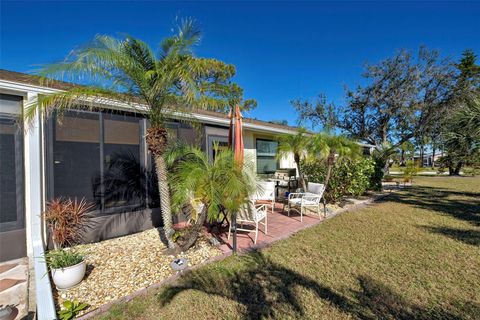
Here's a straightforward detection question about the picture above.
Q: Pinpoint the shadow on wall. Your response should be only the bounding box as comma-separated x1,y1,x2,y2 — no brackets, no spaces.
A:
156,250,477,319
80,151,164,243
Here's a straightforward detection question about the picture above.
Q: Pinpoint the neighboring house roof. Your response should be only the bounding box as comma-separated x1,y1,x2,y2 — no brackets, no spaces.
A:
0,69,298,134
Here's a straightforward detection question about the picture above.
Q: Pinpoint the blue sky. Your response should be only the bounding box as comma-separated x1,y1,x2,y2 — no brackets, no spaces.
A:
1,1,479,125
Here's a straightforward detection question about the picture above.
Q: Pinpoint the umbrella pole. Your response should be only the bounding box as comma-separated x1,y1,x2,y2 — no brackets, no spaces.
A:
232,211,237,254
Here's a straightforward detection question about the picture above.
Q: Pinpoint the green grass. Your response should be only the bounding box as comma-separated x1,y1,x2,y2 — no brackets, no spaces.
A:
98,176,480,320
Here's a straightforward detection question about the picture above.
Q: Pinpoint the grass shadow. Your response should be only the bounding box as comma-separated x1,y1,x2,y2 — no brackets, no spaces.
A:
421,226,480,246
156,250,476,319
379,185,480,226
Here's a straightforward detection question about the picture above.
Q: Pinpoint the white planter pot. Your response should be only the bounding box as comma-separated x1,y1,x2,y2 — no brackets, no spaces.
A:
51,260,86,290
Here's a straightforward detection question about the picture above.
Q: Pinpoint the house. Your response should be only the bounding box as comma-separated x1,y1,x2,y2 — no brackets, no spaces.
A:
0,69,299,263
413,153,443,167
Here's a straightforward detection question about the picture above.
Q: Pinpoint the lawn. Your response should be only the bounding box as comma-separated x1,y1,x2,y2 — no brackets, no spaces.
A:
98,176,480,320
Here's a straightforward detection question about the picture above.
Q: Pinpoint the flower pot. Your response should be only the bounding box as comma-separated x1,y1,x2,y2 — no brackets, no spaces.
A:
51,259,86,289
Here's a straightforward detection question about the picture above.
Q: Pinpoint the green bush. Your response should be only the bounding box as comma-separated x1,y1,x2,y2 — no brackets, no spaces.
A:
302,157,375,203
462,167,480,176
383,175,394,182
58,300,89,320
370,156,386,191
403,160,419,182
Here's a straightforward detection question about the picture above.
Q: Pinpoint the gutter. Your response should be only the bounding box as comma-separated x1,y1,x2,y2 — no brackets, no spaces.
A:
25,95,57,319
0,79,298,135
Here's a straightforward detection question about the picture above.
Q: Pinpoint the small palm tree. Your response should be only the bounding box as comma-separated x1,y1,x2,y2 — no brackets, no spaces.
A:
277,128,311,191
166,144,256,251
25,19,247,250
310,133,361,190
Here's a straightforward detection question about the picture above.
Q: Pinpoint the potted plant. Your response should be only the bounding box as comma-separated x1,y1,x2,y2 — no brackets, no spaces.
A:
43,197,94,249
45,249,86,289
42,198,93,289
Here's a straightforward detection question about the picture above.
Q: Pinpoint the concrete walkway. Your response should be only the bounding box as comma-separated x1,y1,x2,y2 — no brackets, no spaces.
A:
0,258,29,320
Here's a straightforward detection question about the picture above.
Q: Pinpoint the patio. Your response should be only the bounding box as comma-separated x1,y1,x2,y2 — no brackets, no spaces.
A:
217,201,326,254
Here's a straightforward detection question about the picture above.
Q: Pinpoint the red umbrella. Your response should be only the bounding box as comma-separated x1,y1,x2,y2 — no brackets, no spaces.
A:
228,105,244,166
227,105,244,253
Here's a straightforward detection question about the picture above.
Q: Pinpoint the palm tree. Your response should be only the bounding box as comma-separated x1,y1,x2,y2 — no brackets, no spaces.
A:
310,133,361,190
166,144,256,251
25,19,246,250
277,128,311,191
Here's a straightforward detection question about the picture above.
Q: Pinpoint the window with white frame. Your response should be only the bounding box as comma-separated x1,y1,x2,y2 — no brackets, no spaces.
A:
256,139,278,174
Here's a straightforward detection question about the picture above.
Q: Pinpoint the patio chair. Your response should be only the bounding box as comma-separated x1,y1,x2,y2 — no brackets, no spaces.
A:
228,201,268,244
253,180,275,213
286,182,326,221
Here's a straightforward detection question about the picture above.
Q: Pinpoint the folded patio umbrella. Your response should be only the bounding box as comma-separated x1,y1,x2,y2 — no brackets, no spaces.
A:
228,105,244,253
228,105,244,166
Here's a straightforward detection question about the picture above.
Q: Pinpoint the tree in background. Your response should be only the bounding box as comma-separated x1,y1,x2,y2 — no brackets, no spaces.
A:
440,96,480,175
26,19,252,251
277,128,311,191
292,47,463,177
439,49,480,175
398,140,415,166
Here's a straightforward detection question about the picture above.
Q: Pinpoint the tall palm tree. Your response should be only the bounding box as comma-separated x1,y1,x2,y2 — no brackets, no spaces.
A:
25,19,246,250
277,128,310,191
166,144,256,251
310,133,361,190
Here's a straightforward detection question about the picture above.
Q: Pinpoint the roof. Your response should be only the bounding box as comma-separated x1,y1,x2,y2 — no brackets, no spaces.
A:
0,69,298,133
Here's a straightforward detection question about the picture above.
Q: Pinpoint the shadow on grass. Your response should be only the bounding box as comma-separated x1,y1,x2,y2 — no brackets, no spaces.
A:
421,226,480,246
379,185,480,226
157,251,473,319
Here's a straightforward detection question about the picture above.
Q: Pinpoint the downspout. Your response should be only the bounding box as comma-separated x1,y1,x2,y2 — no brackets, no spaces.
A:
25,93,57,319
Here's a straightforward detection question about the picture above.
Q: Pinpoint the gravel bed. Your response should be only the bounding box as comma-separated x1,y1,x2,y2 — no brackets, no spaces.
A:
53,228,222,316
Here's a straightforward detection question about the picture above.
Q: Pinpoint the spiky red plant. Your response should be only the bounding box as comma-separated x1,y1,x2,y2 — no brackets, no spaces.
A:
43,198,94,249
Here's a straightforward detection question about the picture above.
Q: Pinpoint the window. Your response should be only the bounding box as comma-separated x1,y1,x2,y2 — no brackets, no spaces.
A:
49,110,152,215
256,139,278,174
207,135,228,162
54,112,101,205
102,114,142,209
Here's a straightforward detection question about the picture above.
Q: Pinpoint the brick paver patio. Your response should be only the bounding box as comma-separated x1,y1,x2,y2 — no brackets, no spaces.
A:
217,202,325,253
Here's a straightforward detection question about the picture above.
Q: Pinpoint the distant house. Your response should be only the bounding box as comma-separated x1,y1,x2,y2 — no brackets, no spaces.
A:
0,69,301,262
413,153,443,167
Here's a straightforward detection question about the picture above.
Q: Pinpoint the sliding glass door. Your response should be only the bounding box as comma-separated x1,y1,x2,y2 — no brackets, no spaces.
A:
0,94,25,261
48,110,157,215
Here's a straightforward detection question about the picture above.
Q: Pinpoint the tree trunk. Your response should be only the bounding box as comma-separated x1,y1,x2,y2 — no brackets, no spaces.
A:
383,160,390,175
295,154,307,191
324,153,335,190
177,204,208,252
431,145,436,168
420,144,424,167
154,155,176,249
454,161,463,175
400,149,405,166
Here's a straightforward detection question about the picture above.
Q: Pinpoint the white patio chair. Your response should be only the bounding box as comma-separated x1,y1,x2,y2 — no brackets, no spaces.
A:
228,201,268,244
287,182,326,221
253,180,275,213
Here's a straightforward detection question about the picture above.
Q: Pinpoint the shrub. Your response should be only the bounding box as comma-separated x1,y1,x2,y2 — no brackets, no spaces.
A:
403,160,419,182
383,175,394,182
58,300,89,320
302,157,375,203
44,249,84,269
370,156,386,191
43,198,94,249
462,167,480,176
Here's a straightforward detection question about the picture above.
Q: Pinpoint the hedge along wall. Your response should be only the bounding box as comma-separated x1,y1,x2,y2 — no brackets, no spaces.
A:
301,157,376,203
